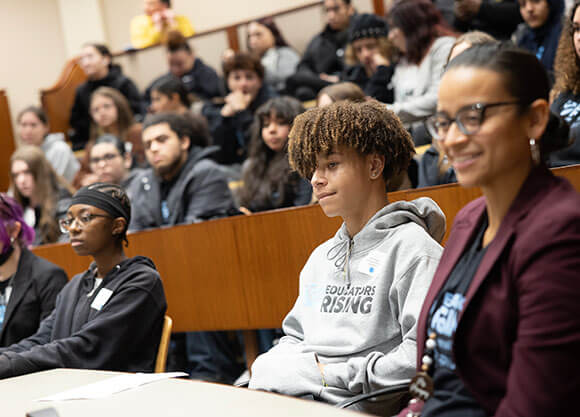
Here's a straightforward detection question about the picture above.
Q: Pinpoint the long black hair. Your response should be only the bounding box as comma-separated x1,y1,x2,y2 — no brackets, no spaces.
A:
239,97,305,210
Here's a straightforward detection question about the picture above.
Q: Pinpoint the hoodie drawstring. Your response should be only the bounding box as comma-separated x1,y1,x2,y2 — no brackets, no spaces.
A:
326,238,353,288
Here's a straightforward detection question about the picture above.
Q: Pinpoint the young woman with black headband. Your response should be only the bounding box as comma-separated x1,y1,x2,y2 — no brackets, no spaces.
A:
0,183,167,378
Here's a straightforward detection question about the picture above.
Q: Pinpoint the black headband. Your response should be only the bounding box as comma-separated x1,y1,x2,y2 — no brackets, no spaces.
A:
70,188,130,223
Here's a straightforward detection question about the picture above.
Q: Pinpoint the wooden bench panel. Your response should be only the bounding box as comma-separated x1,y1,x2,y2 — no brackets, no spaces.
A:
0,90,16,192
32,165,580,332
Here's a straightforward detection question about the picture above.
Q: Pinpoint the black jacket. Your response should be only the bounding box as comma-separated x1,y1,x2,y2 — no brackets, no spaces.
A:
202,85,277,165
286,24,349,99
417,145,457,188
516,0,564,76
69,65,144,150
550,91,580,167
144,58,222,105
0,250,67,348
0,256,166,378
128,146,236,231
341,64,394,103
451,0,522,40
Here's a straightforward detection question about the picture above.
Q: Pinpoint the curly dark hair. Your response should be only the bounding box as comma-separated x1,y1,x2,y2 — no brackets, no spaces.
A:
239,97,305,210
288,101,414,186
222,52,265,80
552,1,580,99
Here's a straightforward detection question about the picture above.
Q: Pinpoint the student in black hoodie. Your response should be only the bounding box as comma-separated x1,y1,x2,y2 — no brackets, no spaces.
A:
286,0,355,100
0,183,167,378
202,52,277,167
515,0,564,78
549,0,580,166
69,43,144,151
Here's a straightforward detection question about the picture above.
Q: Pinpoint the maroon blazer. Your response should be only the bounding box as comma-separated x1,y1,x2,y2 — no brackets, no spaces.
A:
416,166,580,416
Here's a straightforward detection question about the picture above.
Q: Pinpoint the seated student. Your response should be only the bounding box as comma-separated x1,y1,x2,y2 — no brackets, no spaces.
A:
69,43,143,151
249,101,445,415
10,146,75,246
341,13,395,103
0,194,67,348
418,31,496,188
0,183,167,378
145,31,221,106
202,52,277,167
89,87,145,166
128,112,236,231
402,43,580,417
17,106,79,183
238,97,311,213
149,75,190,114
88,135,142,201
550,0,580,166
514,0,564,78
246,18,300,94
439,0,521,40
286,0,355,100
386,0,456,146
316,82,366,107
130,0,194,49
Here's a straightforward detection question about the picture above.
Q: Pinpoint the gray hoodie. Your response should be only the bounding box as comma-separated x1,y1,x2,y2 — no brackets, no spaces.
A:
41,133,80,183
249,198,445,413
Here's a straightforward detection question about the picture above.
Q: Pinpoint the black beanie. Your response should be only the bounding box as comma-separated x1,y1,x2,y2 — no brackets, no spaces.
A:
348,13,389,43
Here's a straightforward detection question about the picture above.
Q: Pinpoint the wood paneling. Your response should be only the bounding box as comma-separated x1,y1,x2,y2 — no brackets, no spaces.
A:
0,90,16,192
40,59,87,138
32,164,580,334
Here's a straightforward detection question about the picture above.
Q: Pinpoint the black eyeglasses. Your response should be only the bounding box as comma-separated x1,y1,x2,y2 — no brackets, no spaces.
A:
89,153,121,165
426,101,522,141
59,213,112,234
570,24,580,36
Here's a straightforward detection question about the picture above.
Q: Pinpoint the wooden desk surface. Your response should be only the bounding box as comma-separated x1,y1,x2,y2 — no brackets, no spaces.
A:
4,369,360,417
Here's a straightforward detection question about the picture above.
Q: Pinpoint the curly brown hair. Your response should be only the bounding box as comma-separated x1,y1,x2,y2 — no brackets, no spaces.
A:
552,1,580,100
344,36,396,67
288,101,414,185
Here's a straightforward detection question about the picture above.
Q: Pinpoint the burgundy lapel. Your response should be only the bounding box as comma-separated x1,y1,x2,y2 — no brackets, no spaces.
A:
459,166,551,321
416,199,487,366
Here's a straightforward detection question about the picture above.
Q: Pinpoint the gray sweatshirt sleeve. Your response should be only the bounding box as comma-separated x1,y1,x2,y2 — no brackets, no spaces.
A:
249,263,325,397
321,255,440,394
44,138,80,183
388,38,453,124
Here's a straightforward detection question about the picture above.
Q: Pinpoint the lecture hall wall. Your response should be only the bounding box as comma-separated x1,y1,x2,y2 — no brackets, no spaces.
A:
1,0,373,135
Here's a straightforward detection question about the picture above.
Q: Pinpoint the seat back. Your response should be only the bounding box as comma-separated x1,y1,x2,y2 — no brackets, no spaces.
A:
155,315,173,373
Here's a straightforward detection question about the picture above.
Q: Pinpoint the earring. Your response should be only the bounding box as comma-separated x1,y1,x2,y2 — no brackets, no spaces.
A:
9,237,14,244
529,138,541,166
370,171,378,179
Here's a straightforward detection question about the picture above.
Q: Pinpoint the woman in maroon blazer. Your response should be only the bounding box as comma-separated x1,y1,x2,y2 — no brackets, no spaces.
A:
401,43,580,416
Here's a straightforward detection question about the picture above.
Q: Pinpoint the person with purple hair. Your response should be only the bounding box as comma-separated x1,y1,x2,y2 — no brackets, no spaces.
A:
0,194,67,348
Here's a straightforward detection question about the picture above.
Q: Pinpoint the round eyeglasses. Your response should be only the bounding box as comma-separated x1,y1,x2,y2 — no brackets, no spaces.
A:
426,101,522,141
59,213,112,234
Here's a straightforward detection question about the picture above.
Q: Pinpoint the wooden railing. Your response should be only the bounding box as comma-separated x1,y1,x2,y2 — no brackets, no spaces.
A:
32,165,580,333
0,90,16,192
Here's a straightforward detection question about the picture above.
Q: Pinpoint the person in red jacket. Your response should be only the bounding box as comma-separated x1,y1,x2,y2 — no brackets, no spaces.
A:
401,43,580,416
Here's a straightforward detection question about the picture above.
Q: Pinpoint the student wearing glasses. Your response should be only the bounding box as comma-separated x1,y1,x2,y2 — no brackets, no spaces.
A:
0,183,167,378
400,43,580,416
87,135,143,201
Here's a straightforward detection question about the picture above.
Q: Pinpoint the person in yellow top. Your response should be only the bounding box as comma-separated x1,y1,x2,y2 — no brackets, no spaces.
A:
130,0,194,49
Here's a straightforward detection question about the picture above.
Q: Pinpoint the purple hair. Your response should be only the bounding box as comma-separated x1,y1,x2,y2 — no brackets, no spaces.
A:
0,193,35,251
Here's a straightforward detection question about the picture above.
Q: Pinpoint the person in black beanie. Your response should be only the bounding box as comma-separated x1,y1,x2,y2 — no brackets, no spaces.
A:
341,13,395,103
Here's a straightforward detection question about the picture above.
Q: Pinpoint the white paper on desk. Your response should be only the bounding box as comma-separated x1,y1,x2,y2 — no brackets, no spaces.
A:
37,372,188,401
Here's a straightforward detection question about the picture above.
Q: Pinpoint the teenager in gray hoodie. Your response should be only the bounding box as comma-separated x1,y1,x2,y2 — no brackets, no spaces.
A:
249,101,444,415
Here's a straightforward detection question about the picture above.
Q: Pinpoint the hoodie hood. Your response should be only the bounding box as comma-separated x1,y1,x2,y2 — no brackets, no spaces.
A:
41,133,66,151
530,0,564,39
326,197,445,275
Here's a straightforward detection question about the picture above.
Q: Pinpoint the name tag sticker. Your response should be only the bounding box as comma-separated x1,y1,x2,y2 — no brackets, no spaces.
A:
91,288,113,311
358,252,386,277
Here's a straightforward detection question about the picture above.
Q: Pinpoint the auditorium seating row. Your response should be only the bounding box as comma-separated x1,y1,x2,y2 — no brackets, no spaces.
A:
32,164,580,367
